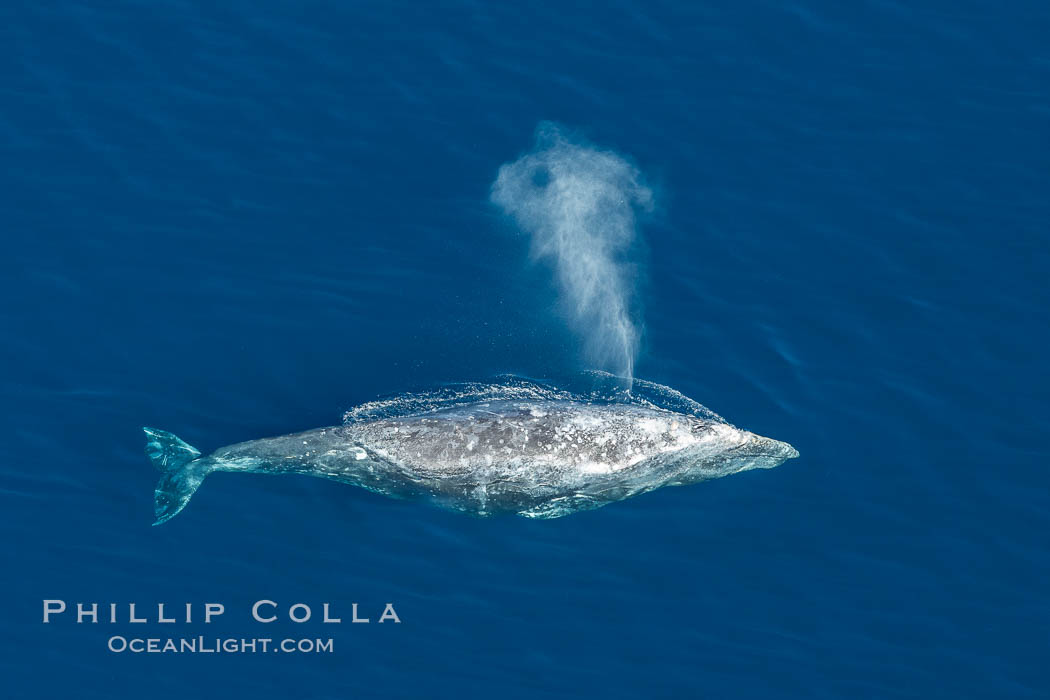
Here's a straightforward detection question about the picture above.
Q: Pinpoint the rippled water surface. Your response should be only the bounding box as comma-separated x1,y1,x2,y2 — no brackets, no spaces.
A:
2,1,1047,698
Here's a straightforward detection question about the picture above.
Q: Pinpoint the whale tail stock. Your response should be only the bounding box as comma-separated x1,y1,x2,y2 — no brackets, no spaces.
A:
143,427,214,526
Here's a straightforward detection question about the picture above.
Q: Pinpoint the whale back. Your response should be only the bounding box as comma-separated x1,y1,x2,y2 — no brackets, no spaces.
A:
348,400,734,479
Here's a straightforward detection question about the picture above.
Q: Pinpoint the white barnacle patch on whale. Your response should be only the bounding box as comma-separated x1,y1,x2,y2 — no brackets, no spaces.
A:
580,461,612,474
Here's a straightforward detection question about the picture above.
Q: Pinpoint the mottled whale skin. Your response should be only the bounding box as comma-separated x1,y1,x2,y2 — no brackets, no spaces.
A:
144,399,798,525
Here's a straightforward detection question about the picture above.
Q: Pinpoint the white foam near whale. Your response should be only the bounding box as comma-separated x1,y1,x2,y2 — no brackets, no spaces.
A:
143,374,798,524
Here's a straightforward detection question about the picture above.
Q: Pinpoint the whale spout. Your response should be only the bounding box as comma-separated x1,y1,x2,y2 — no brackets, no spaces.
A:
143,427,214,526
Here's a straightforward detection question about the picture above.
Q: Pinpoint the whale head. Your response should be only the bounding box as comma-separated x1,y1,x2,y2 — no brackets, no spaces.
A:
731,432,800,471
669,423,799,485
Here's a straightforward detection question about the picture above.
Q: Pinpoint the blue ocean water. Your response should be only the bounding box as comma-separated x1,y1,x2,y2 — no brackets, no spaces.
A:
2,1,1048,697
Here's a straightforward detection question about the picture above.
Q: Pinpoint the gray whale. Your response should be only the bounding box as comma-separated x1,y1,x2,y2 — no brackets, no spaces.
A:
144,390,797,525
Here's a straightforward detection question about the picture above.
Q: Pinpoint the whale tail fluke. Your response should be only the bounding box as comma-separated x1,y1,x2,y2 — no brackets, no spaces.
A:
143,427,213,526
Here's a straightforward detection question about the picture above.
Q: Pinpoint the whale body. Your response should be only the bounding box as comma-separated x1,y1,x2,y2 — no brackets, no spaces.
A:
144,396,798,525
